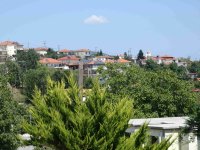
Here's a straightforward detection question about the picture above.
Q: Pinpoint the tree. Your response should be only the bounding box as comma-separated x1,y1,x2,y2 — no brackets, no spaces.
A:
45,48,58,59
0,75,25,150
145,59,160,71
184,104,200,136
83,76,93,89
5,61,22,88
16,49,40,71
23,75,172,149
137,49,145,60
24,67,51,100
99,49,103,56
96,49,103,56
100,63,197,118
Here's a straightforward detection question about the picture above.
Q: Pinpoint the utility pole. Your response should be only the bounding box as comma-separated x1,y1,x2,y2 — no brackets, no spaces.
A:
78,61,83,89
43,41,46,48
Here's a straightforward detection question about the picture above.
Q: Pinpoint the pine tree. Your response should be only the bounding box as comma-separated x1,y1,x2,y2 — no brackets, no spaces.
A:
137,49,145,60
23,75,173,149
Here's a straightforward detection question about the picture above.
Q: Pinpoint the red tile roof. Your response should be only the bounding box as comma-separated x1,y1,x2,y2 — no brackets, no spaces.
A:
105,59,115,63
58,49,71,53
35,47,48,51
0,41,22,46
39,58,61,64
58,55,80,61
161,55,174,58
117,58,131,63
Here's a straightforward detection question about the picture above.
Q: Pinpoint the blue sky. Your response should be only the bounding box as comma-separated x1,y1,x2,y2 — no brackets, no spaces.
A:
0,0,200,59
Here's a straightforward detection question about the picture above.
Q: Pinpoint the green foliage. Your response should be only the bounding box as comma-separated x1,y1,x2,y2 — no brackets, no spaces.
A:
24,67,51,99
23,75,172,149
16,49,40,71
168,63,188,79
101,63,197,118
188,61,200,77
83,76,93,89
116,123,173,150
45,48,58,59
0,75,25,150
96,49,103,56
5,61,22,88
137,50,145,60
124,52,132,61
145,59,161,71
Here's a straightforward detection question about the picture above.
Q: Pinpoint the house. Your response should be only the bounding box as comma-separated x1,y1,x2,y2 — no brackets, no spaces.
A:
57,49,71,55
188,73,198,80
126,117,198,150
0,41,24,60
153,55,178,65
73,49,91,59
57,55,80,65
34,47,48,56
83,60,105,77
39,58,61,68
93,56,114,62
116,58,131,64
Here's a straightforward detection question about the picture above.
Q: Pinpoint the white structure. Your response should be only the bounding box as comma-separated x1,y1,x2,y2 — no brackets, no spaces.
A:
0,41,23,59
34,47,48,56
146,51,152,58
127,117,198,150
74,49,90,59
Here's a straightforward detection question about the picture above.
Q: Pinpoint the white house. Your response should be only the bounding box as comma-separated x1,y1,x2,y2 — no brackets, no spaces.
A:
73,49,90,59
34,47,48,56
0,41,24,58
126,117,198,150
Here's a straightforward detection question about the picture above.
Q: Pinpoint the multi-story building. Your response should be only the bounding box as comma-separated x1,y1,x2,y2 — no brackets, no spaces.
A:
0,41,24,61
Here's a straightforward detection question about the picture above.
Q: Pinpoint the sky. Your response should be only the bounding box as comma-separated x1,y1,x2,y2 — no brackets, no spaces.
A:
0,0,200,59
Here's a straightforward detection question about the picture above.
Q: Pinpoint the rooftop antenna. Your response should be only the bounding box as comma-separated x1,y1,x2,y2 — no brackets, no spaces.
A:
43,41,46,48
27,41,30,49
57,45,60,51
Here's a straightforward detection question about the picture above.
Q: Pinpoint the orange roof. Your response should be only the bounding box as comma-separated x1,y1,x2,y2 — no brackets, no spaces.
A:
117,58,131,63
161,55,174,58
160,55,175,60
39,58,61,64
35,47,48,51
105,59,115,63
58,55,80,61
58,49,71,53
0,41,22,46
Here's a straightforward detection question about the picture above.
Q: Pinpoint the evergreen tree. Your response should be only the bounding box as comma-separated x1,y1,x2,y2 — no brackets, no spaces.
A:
99,49,103,56
137,50,145,60
23,75,172,149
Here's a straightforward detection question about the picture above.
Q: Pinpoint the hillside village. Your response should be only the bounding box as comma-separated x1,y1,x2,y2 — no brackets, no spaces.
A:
1,41,200,150
0,40,192,75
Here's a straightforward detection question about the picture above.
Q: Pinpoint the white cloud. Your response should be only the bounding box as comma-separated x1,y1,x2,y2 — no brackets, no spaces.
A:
84,15,109,24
